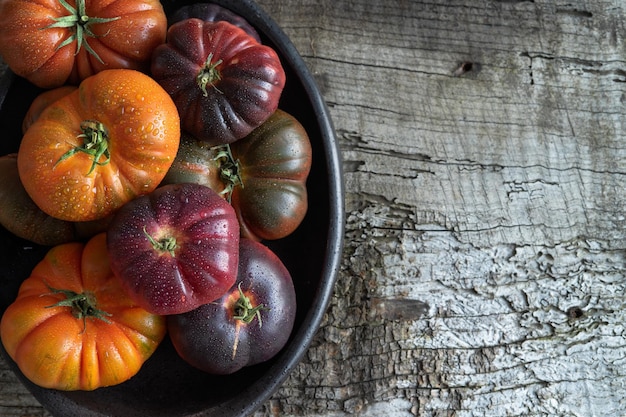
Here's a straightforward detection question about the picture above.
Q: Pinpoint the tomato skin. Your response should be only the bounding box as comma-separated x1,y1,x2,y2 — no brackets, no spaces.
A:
0,154,110,245
151,19,286,145
163,109,312,241
0,153,75,246
17,69,180,222
167,238,296,375
159,132,224,191
168,3,261,43
230,109,312,240
0,0,167,88
0,233,166,391
22,86,78,134
106,183,240,315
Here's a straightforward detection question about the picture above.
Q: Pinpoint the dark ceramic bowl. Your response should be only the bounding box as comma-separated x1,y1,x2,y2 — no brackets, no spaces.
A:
0,1,344,416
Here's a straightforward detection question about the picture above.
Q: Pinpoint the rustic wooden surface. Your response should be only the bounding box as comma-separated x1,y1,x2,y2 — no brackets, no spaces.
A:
2,0,626,416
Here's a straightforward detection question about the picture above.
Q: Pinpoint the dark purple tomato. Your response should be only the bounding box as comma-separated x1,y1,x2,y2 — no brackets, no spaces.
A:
106,183,240,315
167,238,296,375
168,3,261,42
151,19,286,145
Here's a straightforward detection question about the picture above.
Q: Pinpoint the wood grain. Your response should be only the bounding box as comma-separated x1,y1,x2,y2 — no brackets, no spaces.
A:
2,0,626,416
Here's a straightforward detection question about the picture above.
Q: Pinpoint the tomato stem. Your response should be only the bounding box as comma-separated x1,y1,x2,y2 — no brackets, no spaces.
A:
44,0,120,64
143,226,178,257
197,53,223,96
45,285,112,333
55,120,111,175
212,144,243,203
232,283,267,327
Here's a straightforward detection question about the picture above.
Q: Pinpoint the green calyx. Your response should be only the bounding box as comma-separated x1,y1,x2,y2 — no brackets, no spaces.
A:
55,120,111,175
44,0,120,64
212,144,243,203
46,285,112,333
232,283,268,327
143,226,178,257
197,53,223,96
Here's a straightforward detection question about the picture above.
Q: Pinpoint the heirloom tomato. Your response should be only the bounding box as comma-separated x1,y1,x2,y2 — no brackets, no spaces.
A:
0,0,167,88
168,3,261,42
17,69,180,222
151,19,285,145
0,154,110,246
0,233,166,391
0,153,75,246
168,238,296,375
163,109,312,241
106,183,240,315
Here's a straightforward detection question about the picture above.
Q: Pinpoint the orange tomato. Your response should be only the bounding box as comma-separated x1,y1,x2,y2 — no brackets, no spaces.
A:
22,86,78,134
17,69,180,222
0,0,167,88
0,233,166,391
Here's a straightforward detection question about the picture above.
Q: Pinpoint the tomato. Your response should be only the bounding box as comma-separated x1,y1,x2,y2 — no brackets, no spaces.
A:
0,153,75,246
151,19,285,145
168,3,261,43
22,86,77,134
167,238,296,375
0,233,166,391
17,69,180,222
0,154,110,246
0,0,167,88
163,109,312,241
106,183,240,315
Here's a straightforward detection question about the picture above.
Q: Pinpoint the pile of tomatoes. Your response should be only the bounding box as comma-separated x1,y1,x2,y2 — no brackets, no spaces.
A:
0,0,311,391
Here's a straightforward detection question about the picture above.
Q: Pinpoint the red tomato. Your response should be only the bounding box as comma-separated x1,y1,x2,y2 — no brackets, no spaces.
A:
0,0,167,88
0,233,167,391
151,19,286,145
106,183,240,315
168,238,296,375
17,69,180,222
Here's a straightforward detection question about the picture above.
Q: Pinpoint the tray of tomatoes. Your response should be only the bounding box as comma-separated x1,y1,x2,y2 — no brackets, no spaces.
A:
0,1,344,416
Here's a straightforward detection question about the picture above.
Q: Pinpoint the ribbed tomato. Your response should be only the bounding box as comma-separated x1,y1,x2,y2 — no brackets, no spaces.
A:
17,69,180,222
0,233,166,391
0,0,167,88
168,238,296,375
106,183,240,315
151,18,285,145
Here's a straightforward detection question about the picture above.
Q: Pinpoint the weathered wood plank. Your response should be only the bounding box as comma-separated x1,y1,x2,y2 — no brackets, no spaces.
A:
249,0,626,416
2,0,625,416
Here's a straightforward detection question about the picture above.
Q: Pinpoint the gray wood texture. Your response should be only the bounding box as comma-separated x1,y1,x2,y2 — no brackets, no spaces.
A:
2,0,625,416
